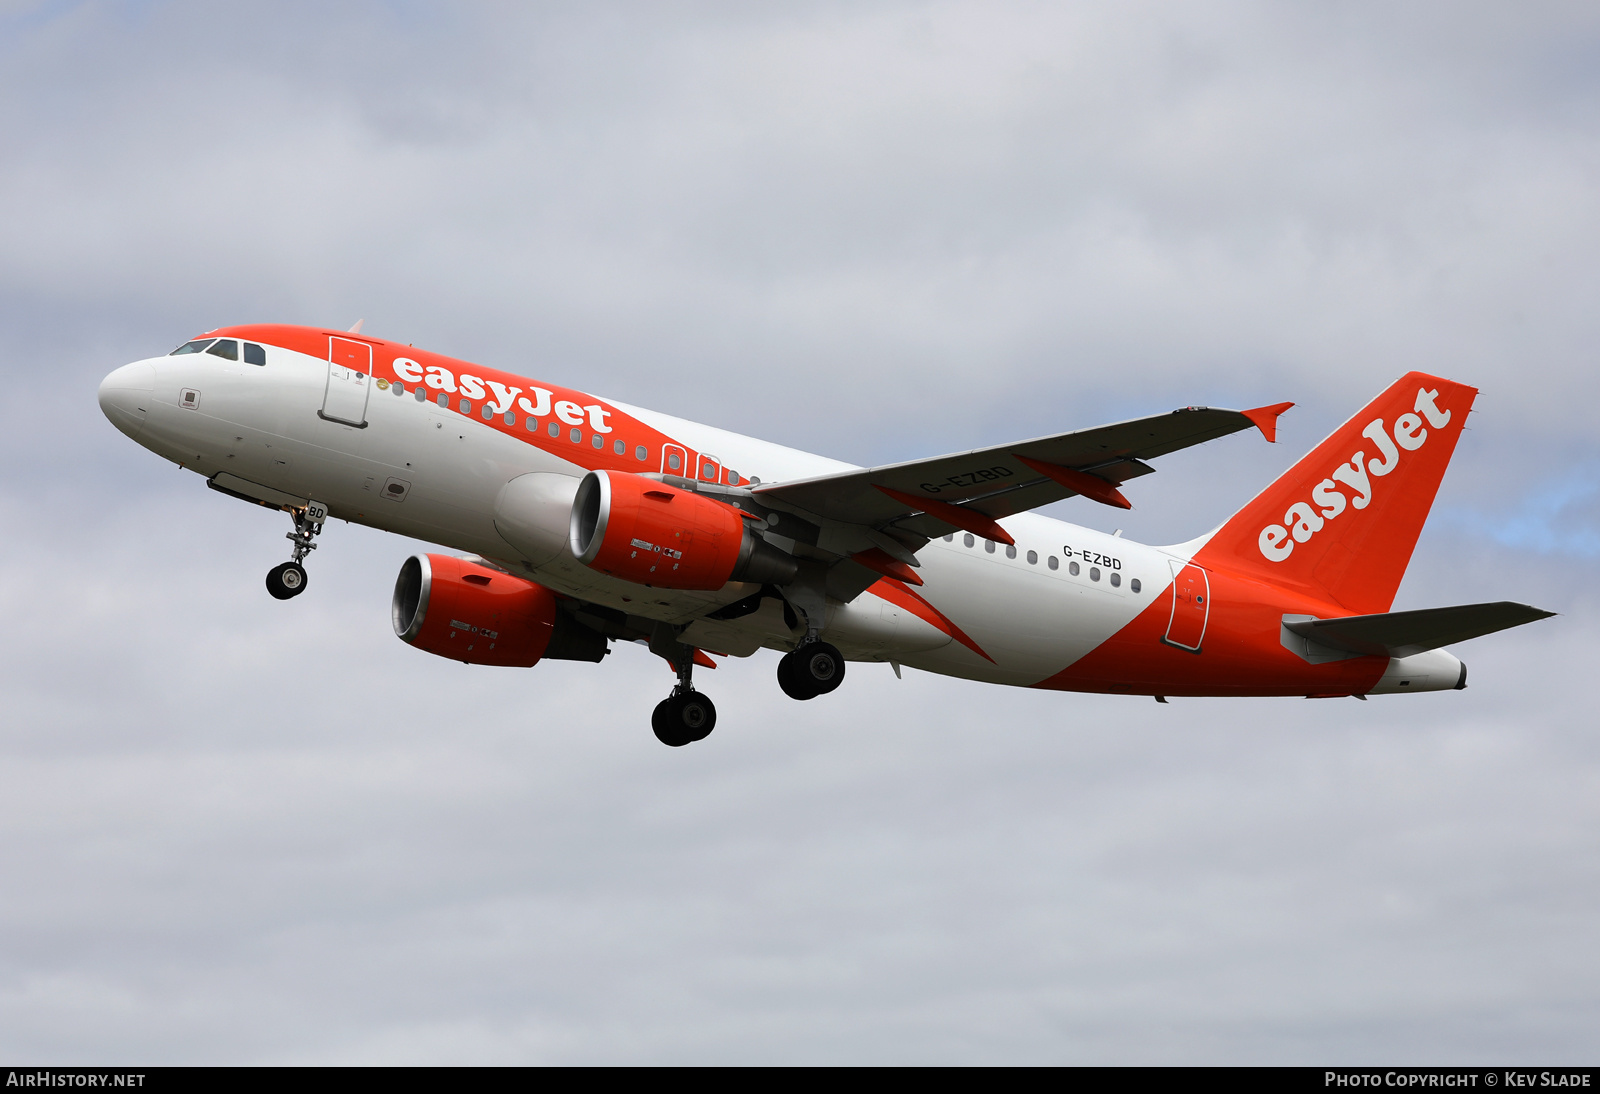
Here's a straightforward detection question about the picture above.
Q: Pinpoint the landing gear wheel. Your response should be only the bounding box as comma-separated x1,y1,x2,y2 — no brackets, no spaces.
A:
804,642,846,694
266,561,308,600
652,691,717,747
778,641,845,700
778,652,818,700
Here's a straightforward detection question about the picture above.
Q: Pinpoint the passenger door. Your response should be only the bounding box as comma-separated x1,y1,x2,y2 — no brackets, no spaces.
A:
1162,559,1210,652
321,337,372,427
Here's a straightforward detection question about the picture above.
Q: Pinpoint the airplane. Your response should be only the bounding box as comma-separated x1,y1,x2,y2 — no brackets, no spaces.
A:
97,323,1554,746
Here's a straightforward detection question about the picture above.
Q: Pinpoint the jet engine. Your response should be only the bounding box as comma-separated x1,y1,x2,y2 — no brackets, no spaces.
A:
569,470,797,590
392,553,605,666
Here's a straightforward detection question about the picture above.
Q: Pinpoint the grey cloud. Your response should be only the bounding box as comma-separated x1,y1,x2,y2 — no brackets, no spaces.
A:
1,0,1597,1063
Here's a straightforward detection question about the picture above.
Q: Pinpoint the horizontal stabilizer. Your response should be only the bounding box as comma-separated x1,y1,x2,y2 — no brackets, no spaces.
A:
1285,601,1555,659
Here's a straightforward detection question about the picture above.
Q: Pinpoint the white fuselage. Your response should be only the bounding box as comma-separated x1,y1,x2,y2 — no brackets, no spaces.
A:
100,340,1176,686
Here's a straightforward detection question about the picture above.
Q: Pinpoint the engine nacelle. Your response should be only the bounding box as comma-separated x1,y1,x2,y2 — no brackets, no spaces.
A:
392,554,559,666
569,470,798,590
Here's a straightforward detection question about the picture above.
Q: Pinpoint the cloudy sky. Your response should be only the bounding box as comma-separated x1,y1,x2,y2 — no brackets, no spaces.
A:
2,0,1598,1064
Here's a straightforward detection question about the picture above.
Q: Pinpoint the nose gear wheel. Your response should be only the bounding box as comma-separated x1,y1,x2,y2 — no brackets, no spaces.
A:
266,561,308,600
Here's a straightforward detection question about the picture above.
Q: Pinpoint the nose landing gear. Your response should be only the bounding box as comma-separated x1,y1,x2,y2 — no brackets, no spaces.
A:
266,501,327,601
649,622,717,747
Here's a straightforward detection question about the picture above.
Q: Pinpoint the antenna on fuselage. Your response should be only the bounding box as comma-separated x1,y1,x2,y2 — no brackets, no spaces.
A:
347,319,364,334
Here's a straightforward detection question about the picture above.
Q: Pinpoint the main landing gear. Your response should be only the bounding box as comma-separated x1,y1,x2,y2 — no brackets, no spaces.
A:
650,623,716,747
652,689,716,748
773,582,846,701
266,501,327,601
777,641,846,701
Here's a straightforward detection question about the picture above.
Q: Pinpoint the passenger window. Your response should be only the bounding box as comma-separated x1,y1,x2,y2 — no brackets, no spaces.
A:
592,434,603,448
963,534,975,547
393,383,405,395
437,393,448,407
1131,578,1142,594
1110,572,1121,587
504,411,514,425
170,339,214,355
943,534,953,542
206,339,239,361
985,540,996,554
243,342,266,366
481,405,493,419
1069,561,1080,576
415,387,426,401
1027,550,1037,564
547,422,559,438
1090,567,1101,581
668,453,682,470
570,428,582,443
460,399,471,414
1005,545,1017,559
635,445,648,461
614,439,626,455
1047,555,1058,570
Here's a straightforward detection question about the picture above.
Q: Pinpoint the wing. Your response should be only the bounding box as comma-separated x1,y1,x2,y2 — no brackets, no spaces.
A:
751,402,1291,546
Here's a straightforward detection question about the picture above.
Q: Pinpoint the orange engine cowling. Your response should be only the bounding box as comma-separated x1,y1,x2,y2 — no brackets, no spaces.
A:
392,554,559,666
568,470,798,590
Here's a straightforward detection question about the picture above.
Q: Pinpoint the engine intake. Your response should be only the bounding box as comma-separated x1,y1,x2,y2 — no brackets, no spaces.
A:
393,554,605,666
569,470,797,590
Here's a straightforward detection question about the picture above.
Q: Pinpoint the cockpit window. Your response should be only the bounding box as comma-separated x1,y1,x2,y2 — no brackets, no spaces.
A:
171,339,215,355
243,342,266,366
206,339,239,361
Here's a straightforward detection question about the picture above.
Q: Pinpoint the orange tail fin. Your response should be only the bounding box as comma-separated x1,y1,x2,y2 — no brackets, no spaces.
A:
1196,372,1478,615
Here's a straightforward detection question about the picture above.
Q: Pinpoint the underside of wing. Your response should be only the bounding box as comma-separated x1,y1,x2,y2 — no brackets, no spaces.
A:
751,403,1290,543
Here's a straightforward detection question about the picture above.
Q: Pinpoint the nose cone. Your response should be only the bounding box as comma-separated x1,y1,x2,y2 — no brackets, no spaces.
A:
99,361,156,440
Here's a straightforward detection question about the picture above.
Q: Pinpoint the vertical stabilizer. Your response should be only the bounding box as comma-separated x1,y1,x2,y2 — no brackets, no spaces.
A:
1197,372,1478,614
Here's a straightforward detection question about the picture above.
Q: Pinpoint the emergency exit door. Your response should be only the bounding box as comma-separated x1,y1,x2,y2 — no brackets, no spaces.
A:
661,443,688,477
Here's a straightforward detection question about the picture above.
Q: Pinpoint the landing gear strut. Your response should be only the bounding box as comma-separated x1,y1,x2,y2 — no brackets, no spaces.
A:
778,640,846,701
650,623,717,747
266,501,327,601
773,578,847,701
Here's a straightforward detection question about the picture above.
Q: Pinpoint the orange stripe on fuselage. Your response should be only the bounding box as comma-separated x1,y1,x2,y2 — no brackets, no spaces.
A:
214,323,748,486
1033,563,1388,697
867,576,996,664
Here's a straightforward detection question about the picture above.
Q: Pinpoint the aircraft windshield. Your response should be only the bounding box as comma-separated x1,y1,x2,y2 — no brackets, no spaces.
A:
206,339,239,361
170,339,215,355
